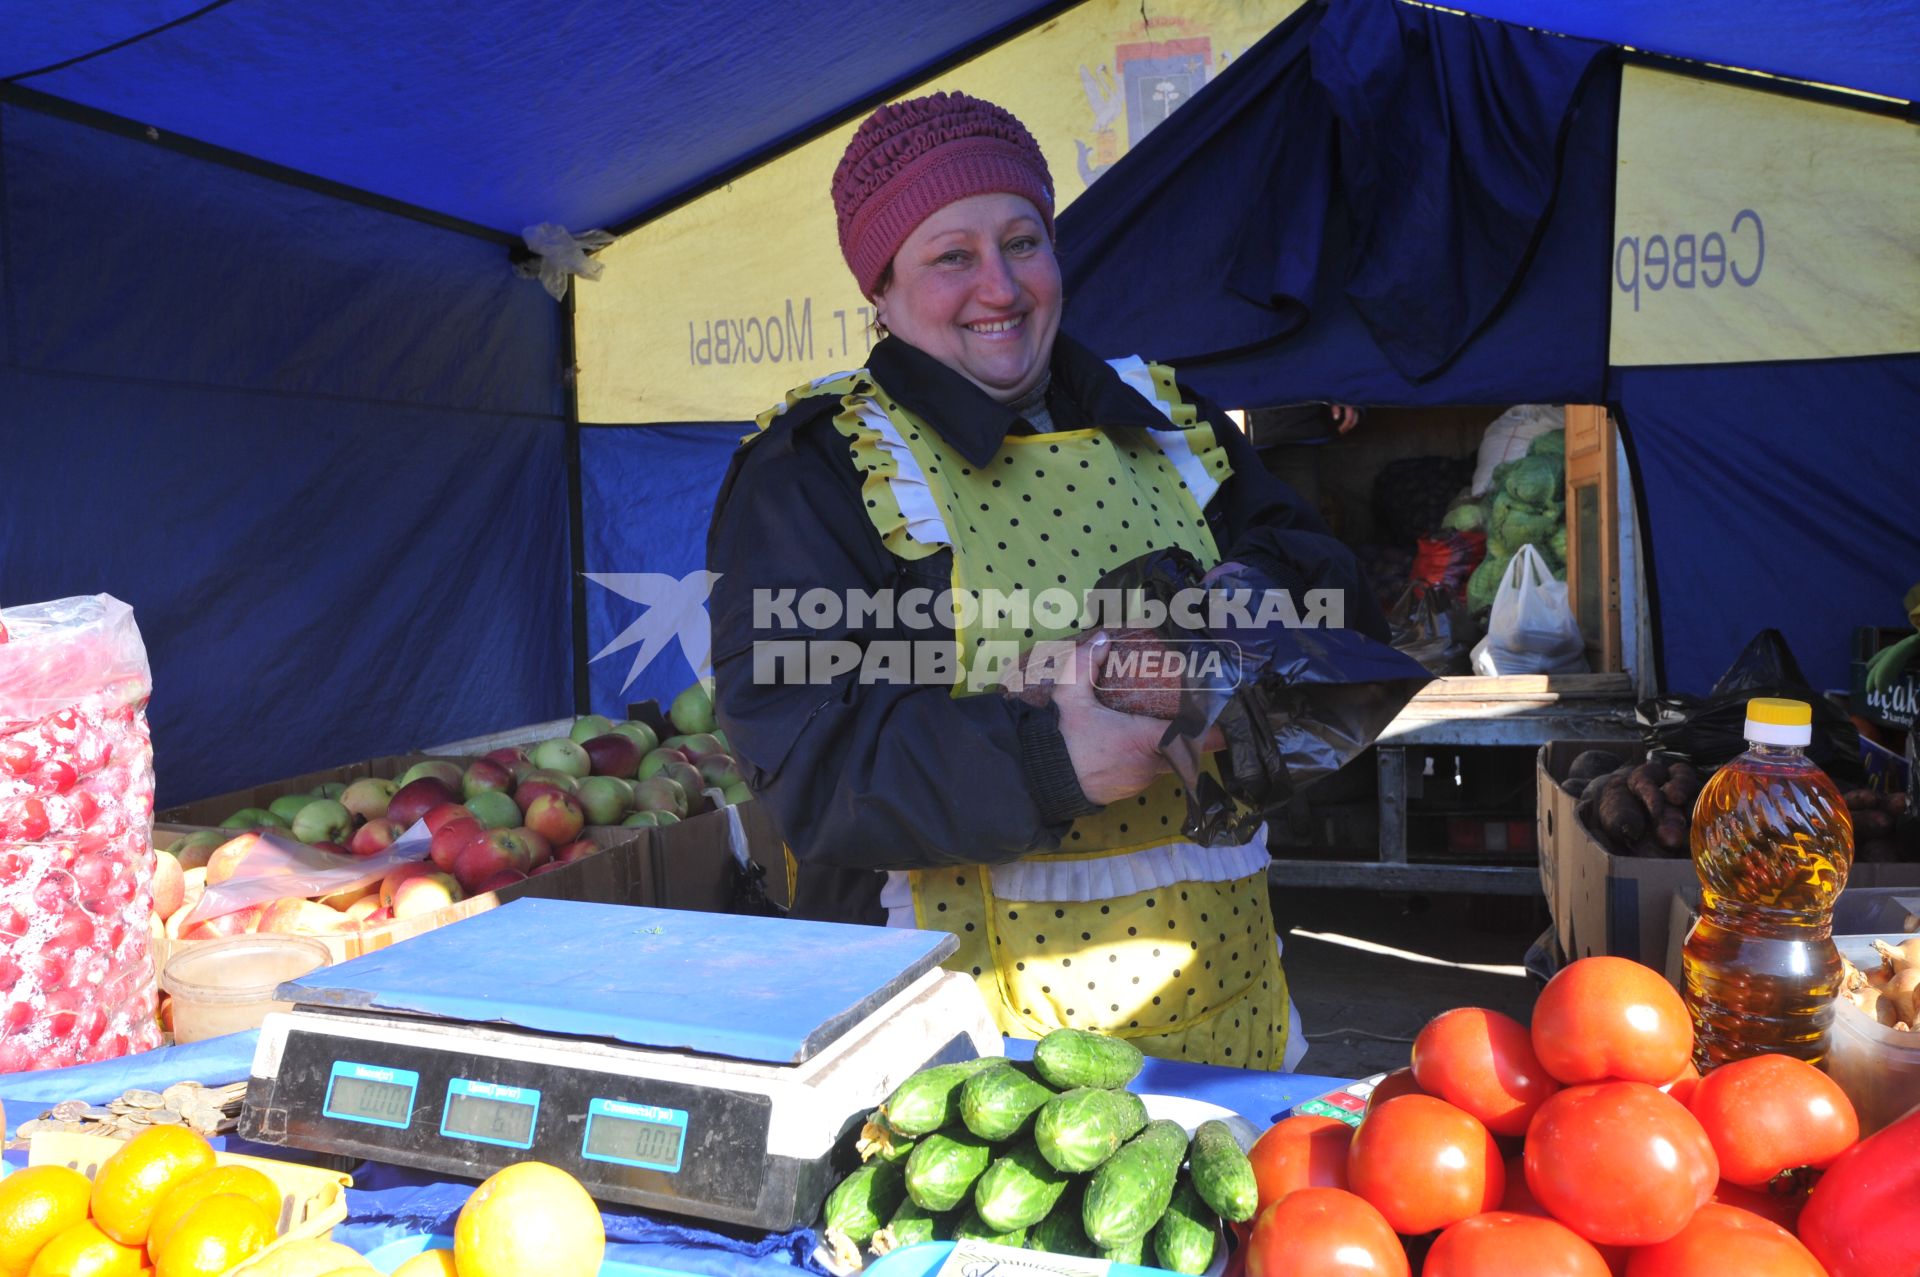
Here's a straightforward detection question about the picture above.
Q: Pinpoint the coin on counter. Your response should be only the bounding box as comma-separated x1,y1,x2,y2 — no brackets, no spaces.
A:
185,1106,223,1135
50,1100,90,1122
14,1119,47,1137
124,1089,165,1110
149,1107,183,1125
163,1083,200,1110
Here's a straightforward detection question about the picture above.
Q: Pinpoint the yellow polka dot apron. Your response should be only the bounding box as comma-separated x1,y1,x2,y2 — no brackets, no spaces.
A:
758,358,1292,1070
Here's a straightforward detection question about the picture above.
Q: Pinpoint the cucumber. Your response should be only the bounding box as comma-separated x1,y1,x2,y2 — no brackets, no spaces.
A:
1032,1028,1144,1090
973,1139,1072,1234
821,1157,907,1269
1034,1087,1150,1173
1082,1119,1189,1247
1188,1119,1258,1222
1099,1236,1148,1264
882,1057,1004,1137
1152,1176,1218,1275
960,1064,1057,1143
952,1204,1028,1247
1026,1188,1096,1258
870,1196,952,1255
904,1129,995,1213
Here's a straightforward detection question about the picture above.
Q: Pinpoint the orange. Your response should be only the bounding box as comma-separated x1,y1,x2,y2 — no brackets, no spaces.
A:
149,1193,275,1277
454,1161,604,1277
390,1249,458,1276
90,1127,218,1247
144,1165,282,1261
0,1164,92,1276
25,1219,144,1277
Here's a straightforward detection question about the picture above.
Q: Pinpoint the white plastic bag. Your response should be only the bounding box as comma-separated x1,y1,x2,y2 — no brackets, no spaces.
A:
1470,545,1589,675
1472,405,1564,496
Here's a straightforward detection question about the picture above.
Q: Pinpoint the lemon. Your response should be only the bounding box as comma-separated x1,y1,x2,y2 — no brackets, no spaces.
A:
454,1162,603,1277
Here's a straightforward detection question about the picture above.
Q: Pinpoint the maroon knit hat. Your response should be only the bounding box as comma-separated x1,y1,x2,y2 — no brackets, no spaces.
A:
832,91,1055,298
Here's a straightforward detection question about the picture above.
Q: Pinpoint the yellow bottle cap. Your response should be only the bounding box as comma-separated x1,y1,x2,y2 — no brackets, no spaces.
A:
1746,697,1812,726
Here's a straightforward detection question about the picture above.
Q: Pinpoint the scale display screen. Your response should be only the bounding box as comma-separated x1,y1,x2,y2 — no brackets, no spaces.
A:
582,1098,689,1172
439,1079,541,1150
323,1062,418,1130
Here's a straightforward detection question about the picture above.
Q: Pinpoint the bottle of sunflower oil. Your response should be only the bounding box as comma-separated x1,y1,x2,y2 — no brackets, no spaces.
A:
1682,698,1853,1070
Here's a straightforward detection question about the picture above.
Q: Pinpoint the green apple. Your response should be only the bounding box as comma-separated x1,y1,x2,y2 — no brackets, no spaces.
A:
269,793,320,825
670,680,716,735
222,806,287,831
529,738,591,778
290,798,353,845
611,721,659,754
569,714,616,744
464,790,523,830
576,776,632,826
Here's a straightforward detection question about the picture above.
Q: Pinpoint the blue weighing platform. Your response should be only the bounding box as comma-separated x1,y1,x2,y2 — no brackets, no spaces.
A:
279,899,958,1063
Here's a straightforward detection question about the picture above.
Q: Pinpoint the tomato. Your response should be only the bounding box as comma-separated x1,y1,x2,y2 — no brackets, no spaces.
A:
1524,1082,1717,1246
1796,1100,1920,1277
1684,1054,1858,1187
1365,1066,1426,1115
1423,1212,1612,1277
1246,1115,1353,1212
1347,1095,1503,1236
1624,1203,1826,1277
1413,1007,1560,1137
1710,1180,1807,1232
1245,1188,1408,1277
1660,1060,1701,1108
1530,956,1691,1085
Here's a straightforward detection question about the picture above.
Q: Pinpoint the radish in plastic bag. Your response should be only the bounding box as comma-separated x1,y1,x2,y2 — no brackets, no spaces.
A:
0,594,163,1071
1470,545,1589,675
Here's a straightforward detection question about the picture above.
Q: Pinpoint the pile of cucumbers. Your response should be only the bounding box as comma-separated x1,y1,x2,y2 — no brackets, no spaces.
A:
821,1028,1258,1274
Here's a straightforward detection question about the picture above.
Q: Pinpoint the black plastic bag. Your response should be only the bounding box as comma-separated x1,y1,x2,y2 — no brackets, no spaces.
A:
1636,629,1863,783
1085,548,1433,845
1388,583,1472,676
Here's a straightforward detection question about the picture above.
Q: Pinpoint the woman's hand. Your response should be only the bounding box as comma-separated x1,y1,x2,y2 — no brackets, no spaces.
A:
1050,633,1174,806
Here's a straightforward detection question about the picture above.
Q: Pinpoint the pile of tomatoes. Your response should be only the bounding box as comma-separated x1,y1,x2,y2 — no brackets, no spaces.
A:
1235,955,1920,1277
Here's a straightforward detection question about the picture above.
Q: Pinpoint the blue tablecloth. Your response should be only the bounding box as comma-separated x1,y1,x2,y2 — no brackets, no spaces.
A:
3,1030,1345,1276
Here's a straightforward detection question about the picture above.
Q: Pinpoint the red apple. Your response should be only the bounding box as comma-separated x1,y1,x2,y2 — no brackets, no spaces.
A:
554,838,600,865
429,817,487,873
342,896,385,926
514,827,553,869
390,871,462,919
152,852,186,922
453,830,533,893
471,868,529,894
348,817,400,857
379,861,439,910
530,861,570,877
422,803,475,834
205,832,266,885
483,746,528,767
310,840,352,857
388,777,457,830
523,792,585,845
462,759,514,799
168,829,226,870
632,777,688,819
259,898,350,935
318,880,377,910
339,777,397,822
581,733,642,779
180,903,264,941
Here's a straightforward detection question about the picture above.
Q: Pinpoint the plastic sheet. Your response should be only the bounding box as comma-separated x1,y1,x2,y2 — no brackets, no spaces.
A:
0,595,162,1072
183,823,431,929
1009,549,1432,846
1637,629,1864,783
1388,584,1473,676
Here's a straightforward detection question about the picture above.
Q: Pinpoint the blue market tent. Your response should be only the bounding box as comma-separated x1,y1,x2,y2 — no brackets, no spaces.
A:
3,0,1915,803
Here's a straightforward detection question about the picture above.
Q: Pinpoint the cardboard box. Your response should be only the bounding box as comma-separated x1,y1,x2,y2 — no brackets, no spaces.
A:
652,798,789,912
1540,741,1920,974
1538,740,1696,970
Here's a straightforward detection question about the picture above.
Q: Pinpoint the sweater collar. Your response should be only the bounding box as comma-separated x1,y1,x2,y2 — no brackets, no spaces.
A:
866,332,1179,469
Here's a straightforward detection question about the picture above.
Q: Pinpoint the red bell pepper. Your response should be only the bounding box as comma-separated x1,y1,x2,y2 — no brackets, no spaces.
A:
1797,1101,1920,1277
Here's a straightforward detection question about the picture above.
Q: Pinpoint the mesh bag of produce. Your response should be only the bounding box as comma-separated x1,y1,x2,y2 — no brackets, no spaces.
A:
0,595,162,1072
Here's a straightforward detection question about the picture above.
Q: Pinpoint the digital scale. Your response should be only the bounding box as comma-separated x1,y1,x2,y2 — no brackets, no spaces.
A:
240,899,1001,1230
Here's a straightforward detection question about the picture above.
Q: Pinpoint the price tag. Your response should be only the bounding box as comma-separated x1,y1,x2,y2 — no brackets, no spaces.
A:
934,1240,1111,1277
1290,1073,1387,1127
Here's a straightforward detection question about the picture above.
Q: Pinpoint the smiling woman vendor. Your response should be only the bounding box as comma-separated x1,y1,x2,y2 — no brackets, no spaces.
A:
706,92,1385,1071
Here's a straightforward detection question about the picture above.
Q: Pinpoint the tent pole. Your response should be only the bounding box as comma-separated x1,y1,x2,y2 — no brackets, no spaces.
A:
563,283,591,716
